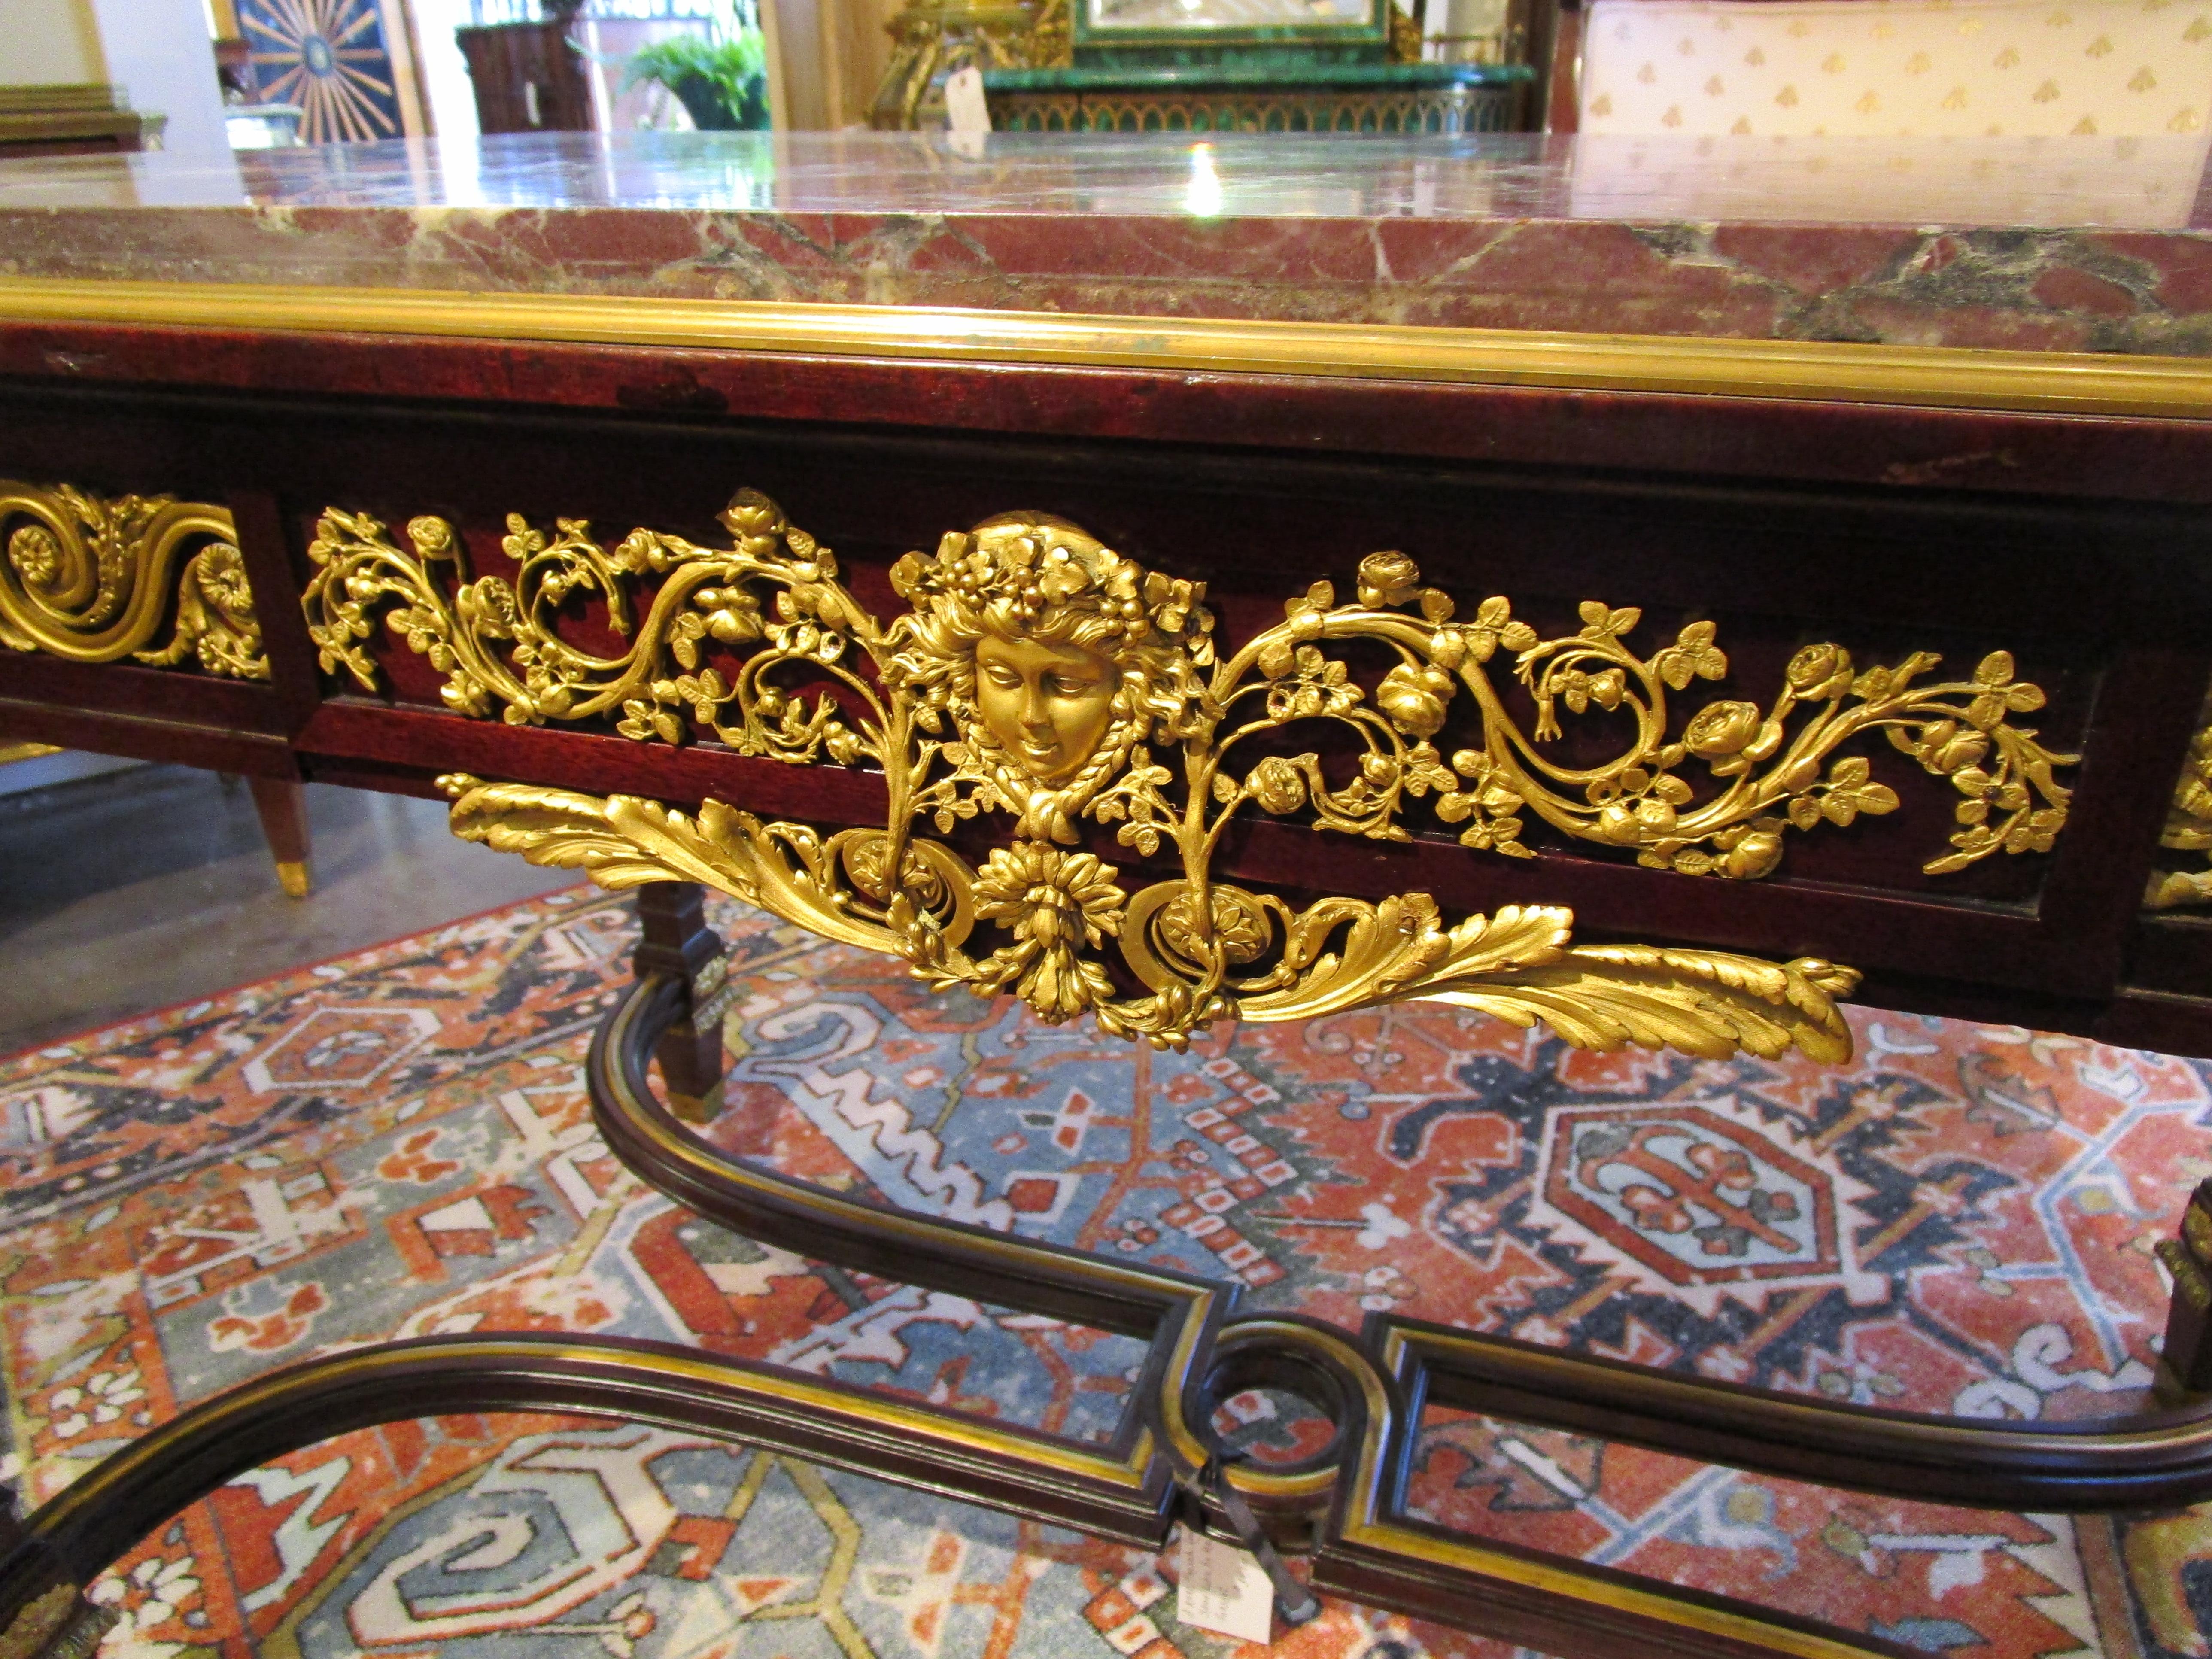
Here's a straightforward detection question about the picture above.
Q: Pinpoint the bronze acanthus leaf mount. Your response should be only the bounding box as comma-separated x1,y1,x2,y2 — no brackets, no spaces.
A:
0,481,268,680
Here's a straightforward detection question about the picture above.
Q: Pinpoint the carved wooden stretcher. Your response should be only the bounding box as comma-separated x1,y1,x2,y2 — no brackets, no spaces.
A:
4,143,2212,1659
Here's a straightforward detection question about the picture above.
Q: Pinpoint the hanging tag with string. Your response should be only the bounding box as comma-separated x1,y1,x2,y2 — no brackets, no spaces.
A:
1173,1452,1320,1642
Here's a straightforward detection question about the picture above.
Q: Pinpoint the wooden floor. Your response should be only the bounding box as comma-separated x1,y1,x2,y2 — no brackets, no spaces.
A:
0,762,578,1054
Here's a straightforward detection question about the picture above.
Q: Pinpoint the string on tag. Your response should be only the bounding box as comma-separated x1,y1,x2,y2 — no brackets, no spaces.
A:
1174,1448,1321,1629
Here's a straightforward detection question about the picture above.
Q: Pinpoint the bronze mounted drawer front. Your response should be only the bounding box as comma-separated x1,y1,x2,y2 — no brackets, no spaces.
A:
298,484,2092,1062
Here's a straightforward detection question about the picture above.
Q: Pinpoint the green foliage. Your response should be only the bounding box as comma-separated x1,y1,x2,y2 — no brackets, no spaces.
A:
623,30,769,128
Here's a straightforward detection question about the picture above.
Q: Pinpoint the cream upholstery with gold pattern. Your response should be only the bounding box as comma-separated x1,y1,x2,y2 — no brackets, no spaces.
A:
1562,130,2210,223
1580,0,2212,135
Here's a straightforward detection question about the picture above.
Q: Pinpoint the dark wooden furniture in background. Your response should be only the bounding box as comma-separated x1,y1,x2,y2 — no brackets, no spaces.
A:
456,21,594,134
0,86,163,159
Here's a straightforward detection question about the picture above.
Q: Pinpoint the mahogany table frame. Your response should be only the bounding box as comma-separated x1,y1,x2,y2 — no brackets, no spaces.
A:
3,280,2212,1658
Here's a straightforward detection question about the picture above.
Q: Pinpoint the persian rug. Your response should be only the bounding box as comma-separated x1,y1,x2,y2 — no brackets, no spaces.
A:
5,886,2212,1659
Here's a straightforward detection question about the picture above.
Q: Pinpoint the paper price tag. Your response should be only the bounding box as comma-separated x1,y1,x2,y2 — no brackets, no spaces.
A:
1176,1526,1276,1645
943,66,991,135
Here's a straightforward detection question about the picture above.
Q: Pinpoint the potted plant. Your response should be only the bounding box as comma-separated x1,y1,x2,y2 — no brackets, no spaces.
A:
623,29,771,130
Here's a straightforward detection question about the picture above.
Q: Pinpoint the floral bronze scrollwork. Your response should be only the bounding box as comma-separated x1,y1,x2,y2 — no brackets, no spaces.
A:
309,492,2076,881
0,482,267,680
304,488,2083,1057
2148,690,2212,911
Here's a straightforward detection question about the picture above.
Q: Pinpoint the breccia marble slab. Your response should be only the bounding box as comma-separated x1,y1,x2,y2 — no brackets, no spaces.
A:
0,129,2206,353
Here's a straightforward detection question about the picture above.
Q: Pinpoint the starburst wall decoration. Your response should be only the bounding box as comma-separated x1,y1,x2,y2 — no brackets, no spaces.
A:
240,0,406,144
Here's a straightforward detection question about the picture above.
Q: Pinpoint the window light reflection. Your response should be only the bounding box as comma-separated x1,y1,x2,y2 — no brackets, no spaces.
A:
1185,142,1224,216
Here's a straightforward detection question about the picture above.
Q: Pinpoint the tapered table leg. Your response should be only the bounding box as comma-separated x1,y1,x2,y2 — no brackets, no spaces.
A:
247,775,311,899
634,882,732,1124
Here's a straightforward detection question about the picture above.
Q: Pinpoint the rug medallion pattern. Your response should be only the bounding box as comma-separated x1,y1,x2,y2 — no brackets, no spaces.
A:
5,888,2212,1658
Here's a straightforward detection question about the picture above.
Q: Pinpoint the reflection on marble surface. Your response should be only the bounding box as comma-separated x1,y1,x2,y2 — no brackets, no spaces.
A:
0,131,2207,353
1568,133,2212,229
0,129,2203,228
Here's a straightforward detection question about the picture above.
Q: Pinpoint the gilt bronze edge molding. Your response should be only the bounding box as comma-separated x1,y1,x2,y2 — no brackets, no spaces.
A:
5,275,2212,417
0,480,269,680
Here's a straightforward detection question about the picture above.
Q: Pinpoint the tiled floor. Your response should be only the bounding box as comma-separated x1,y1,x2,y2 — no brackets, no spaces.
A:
0,762,577,1054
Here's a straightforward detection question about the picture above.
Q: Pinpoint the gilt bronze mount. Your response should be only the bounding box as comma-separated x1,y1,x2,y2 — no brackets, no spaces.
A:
2148,687,2212,910
0,482,268,681
305,488,2079,1058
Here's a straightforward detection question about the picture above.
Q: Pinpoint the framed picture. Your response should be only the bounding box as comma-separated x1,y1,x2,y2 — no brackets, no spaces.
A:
1072,0,1394,57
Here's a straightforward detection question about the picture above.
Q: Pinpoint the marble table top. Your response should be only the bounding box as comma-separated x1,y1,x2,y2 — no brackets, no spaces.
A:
1,129,2207,354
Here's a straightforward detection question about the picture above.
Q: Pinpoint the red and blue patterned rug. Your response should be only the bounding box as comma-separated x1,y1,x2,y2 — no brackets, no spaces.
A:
5,885,2212,1659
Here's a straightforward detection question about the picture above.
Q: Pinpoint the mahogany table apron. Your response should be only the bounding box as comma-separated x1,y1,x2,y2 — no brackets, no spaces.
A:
3,287,2212,1659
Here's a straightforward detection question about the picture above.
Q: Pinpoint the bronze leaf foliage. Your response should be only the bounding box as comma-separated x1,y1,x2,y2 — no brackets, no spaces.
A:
308,487,2083,1057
